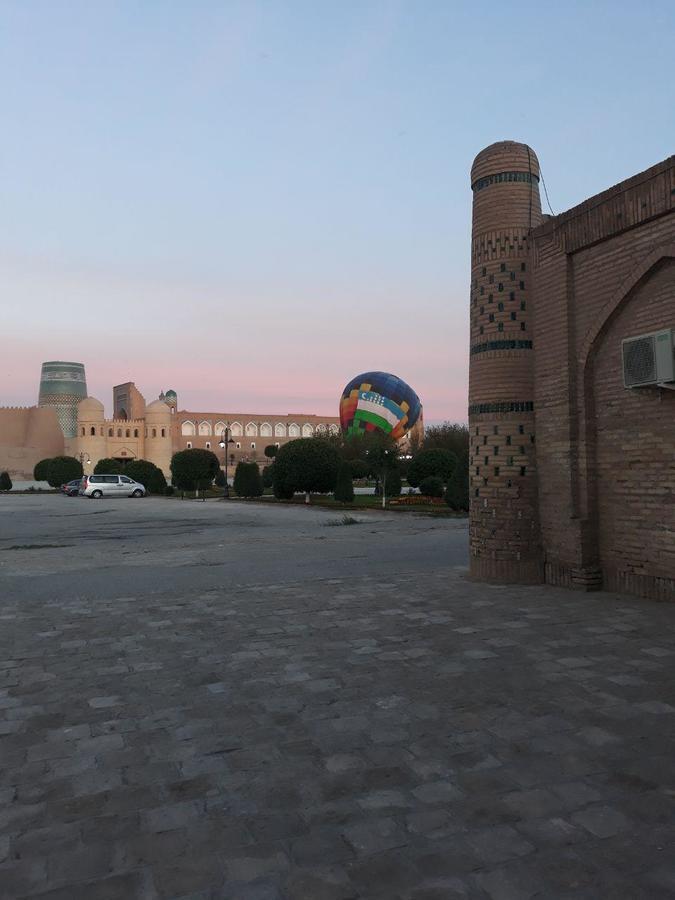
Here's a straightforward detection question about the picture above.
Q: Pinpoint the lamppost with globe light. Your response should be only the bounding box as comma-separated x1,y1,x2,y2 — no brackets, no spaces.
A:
218,426,235,498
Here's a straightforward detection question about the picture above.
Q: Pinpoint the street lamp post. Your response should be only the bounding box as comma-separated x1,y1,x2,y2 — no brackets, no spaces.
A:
219,426,234,499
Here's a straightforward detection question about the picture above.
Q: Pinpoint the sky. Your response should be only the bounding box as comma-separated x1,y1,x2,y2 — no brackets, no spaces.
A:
1,1,674,423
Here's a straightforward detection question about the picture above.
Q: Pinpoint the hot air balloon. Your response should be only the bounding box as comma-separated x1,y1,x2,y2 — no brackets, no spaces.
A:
340,372,422,441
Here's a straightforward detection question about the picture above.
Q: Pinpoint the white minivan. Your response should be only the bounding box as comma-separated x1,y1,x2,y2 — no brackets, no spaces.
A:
79,474,146,498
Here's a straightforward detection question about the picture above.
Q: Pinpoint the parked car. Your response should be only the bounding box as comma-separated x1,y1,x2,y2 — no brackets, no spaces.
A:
79,474,146,498
61,479,82,496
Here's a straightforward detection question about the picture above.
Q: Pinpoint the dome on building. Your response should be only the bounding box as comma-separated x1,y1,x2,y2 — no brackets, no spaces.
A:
145,398,172,422
470,141,540,187
77,396,105,420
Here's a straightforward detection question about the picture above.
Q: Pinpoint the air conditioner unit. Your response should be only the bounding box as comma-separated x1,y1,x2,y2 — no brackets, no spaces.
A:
622,328,675,388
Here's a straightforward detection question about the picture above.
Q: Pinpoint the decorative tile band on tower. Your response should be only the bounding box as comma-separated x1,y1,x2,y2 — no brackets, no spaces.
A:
38,361,88,439
468,142,544,584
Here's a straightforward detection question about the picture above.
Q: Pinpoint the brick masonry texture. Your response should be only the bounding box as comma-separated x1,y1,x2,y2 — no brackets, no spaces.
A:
4,567,675,898
469,142,675,599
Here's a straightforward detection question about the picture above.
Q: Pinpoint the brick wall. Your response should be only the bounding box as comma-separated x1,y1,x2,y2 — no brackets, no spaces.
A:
531,155,675,599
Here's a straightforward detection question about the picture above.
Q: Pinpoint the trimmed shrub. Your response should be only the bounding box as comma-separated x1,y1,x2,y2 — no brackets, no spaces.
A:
233,461,264,498
446,455,469,511
407,448,457,488
264,445,278,460
262,464,275,488
124,460,167,495
419,475,445,498
333,462,354,504
214,468,226,487
170,449,220,492
272,438,340,501
0,471,12,491
33,459,52,481
94,458,122,475
45,456,83,488
165,485,175,496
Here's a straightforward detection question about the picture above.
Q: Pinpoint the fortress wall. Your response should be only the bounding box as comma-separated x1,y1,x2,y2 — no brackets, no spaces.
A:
0,407,64,479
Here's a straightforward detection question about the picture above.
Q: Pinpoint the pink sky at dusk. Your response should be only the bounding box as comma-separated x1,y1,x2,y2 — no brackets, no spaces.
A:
2,250,468,424
3,3,672,428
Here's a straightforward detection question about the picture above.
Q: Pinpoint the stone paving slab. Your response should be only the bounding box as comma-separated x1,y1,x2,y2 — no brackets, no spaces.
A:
2,568,675,898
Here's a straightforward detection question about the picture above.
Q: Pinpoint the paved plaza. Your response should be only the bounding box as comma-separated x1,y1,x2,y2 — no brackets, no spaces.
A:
1,496,675,899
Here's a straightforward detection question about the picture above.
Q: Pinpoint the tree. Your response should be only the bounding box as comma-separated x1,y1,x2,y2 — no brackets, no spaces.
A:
94,458,122,475
423,422,470,459
264,445,278,460
170,448,220,493
446,454,470,511
364,437,400,508
384,467,402,499
45,456,83,488
33,459,52,481
0,471,12,492
233,461,264,498
124,460,167,495
333,462,354,504
348,459,369,480
272,438,340,503
407,448,457,488
419,475,445,498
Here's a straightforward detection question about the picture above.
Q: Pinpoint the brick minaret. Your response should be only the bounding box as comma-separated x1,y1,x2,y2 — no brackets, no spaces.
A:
468,141,544,583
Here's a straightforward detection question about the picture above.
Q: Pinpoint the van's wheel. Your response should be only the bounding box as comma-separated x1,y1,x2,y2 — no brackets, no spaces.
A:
132,489,143,498
91,490,103,499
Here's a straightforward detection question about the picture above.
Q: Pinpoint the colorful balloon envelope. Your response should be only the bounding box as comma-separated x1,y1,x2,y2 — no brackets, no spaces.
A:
340,372,422,441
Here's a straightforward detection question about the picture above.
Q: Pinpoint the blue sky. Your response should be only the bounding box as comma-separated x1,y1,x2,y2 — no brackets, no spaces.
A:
1,0,673,420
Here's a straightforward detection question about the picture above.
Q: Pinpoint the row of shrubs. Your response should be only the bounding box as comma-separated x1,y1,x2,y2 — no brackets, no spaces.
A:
28,440,470,510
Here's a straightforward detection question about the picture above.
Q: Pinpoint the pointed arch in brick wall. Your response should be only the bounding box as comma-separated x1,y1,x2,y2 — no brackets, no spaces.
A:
579,243,675,370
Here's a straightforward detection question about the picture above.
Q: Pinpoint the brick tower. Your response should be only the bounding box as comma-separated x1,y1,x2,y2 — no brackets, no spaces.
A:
468,141,543,583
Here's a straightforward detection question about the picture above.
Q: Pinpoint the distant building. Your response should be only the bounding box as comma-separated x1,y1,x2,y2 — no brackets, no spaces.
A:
2,370,425,481
72,382,342,477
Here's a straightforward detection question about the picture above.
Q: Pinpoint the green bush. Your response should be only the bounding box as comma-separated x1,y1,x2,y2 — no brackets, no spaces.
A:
446,455,469,511
262,464,275,488
0,471,12,491
33,459,52,481
407,448,456,488
233,461,264,497
419,475,445,498
124,460,167,495
45,456,83,488
165,485,175,496
214,468,226,487
272,438,341,501
333,462,354,503
264,444,278,460
94,458,122,475
170,449,220,492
